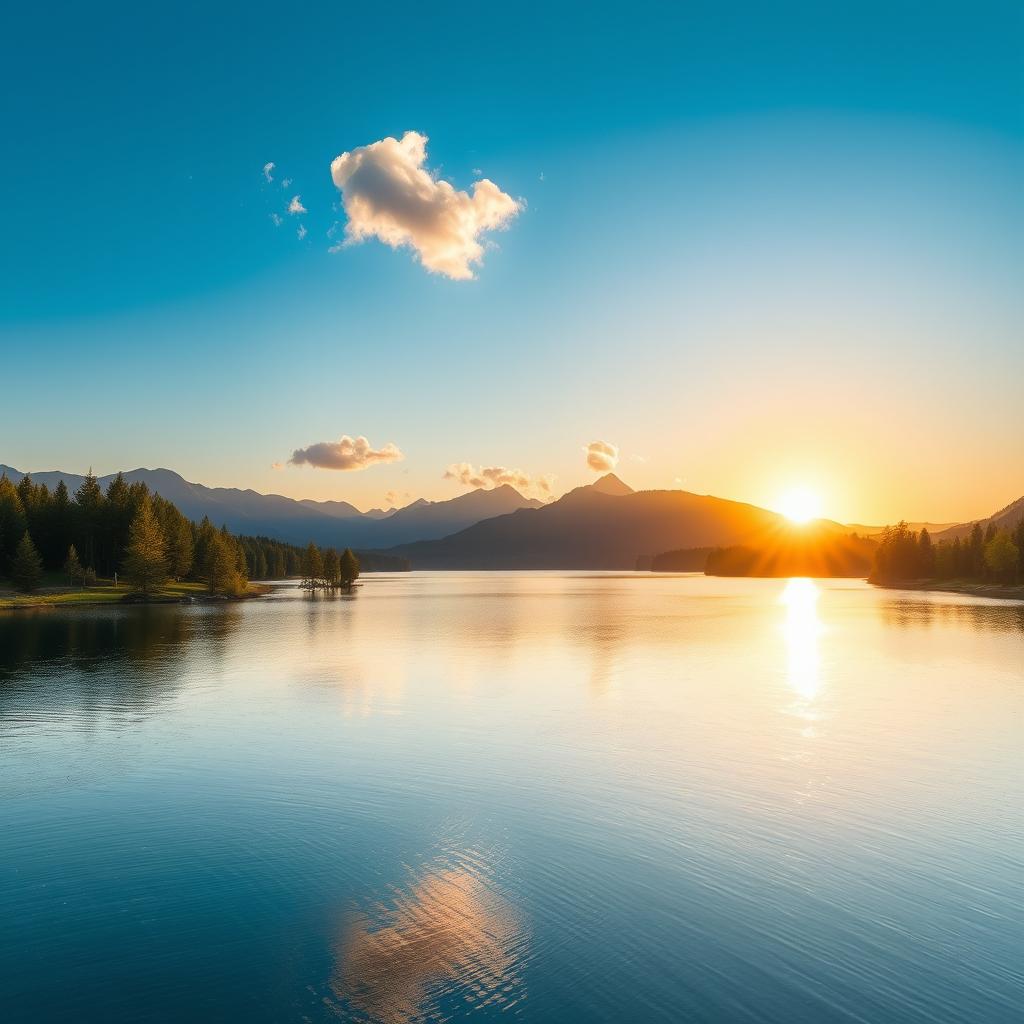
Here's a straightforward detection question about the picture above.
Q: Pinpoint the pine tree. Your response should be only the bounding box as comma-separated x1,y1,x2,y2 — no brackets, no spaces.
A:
63,544,84,585
166,515,194,580
0,474,27,574
194,516,218,581
323,548,340,588
917,528,934,578
12,531,44,592
301,542,323,589
122,495,168,593
206,533,243,596
74,469,105,574
47,479,73,567
340,548,360,587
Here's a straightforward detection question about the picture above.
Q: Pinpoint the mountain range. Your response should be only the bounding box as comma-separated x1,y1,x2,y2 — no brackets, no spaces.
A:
385,476,1022,570
0,465,542,549
385,473,834,569
3,462,1019,572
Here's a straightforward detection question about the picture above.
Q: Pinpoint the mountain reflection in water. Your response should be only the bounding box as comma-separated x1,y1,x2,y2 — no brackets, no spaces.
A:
331,849,526,1023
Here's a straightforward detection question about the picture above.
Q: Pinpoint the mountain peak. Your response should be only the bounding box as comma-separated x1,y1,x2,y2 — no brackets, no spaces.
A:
591,472,634,496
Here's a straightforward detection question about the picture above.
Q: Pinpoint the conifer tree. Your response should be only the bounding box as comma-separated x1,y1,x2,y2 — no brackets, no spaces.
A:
917,528,934,578
339,548,360,587
74,469,105,573
194,516,218,581
46,479,72,567
301,542,323,589
0,474,27,574
206,534,232,594
63,544,84,586
323,548,340,588
166,515,194,580
12,531,44,592
122,495,168,593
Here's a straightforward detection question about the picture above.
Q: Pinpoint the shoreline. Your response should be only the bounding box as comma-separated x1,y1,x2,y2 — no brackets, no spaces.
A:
0,581,272,612
871,579,1024,601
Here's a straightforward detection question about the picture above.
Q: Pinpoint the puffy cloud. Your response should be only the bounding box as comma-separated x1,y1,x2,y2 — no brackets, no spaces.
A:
289,435,404,472
288,195,306,215
330,131,522,280
444,462,553,498
263,161,275,183
585,440,619,473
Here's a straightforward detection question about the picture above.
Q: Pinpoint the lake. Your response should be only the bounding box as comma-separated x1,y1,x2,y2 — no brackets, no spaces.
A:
1,573,1022,1022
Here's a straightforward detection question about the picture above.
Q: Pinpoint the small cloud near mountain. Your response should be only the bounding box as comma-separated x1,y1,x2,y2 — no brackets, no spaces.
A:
585,440,619,473
289,435,404,472
330,131,521,280
444,462,554,498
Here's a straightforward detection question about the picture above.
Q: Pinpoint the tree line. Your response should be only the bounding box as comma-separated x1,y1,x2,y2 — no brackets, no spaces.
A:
0,470,354,596
870,520,1024,585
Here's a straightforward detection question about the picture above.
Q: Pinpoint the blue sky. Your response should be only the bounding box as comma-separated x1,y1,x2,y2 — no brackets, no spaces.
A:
2,1,1021,522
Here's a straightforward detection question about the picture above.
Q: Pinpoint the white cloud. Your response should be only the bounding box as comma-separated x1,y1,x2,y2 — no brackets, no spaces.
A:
585,440,619,473
269,212,282,227
289,435,404,471
263,162,275,183
282,178,292,189
330,131,522,280
288,195,306,215
444,462,553,498
297,224,308,240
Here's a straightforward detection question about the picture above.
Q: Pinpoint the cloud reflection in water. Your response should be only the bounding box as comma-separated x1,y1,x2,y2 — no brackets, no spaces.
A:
331,849,527,1022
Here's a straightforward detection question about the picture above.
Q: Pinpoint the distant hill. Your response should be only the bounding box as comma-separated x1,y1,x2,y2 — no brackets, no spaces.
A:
845,521,956,537
932,496,1024,541
702,527,876,577
0,465,541,549
385,473,843,570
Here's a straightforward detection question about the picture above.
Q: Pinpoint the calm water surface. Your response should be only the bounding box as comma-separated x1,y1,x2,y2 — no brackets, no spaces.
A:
1,574,1022,1022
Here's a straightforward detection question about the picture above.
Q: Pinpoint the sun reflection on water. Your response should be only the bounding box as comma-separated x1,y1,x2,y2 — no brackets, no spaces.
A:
780,578,822,704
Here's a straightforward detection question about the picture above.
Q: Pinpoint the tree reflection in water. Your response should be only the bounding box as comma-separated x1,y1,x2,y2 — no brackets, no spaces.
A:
0,605,241,722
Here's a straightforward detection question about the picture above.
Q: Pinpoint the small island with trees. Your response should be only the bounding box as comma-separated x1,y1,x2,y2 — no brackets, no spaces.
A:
0,470,380,608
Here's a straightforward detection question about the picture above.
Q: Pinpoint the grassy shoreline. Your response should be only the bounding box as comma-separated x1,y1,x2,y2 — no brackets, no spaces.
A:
872,578,1024,601
0,579,272,611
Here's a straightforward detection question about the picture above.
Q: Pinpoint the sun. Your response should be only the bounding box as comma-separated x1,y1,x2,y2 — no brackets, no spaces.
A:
776,486,822,525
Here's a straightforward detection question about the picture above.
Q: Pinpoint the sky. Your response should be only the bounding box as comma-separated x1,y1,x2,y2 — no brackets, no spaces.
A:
1,1,1021,524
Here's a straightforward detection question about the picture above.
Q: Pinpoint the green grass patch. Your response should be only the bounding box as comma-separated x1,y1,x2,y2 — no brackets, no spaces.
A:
0,578,268,610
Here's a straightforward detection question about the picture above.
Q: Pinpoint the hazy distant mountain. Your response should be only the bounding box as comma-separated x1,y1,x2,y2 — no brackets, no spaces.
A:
385,473,823,569
0,465,541,549
932,495,1024,541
